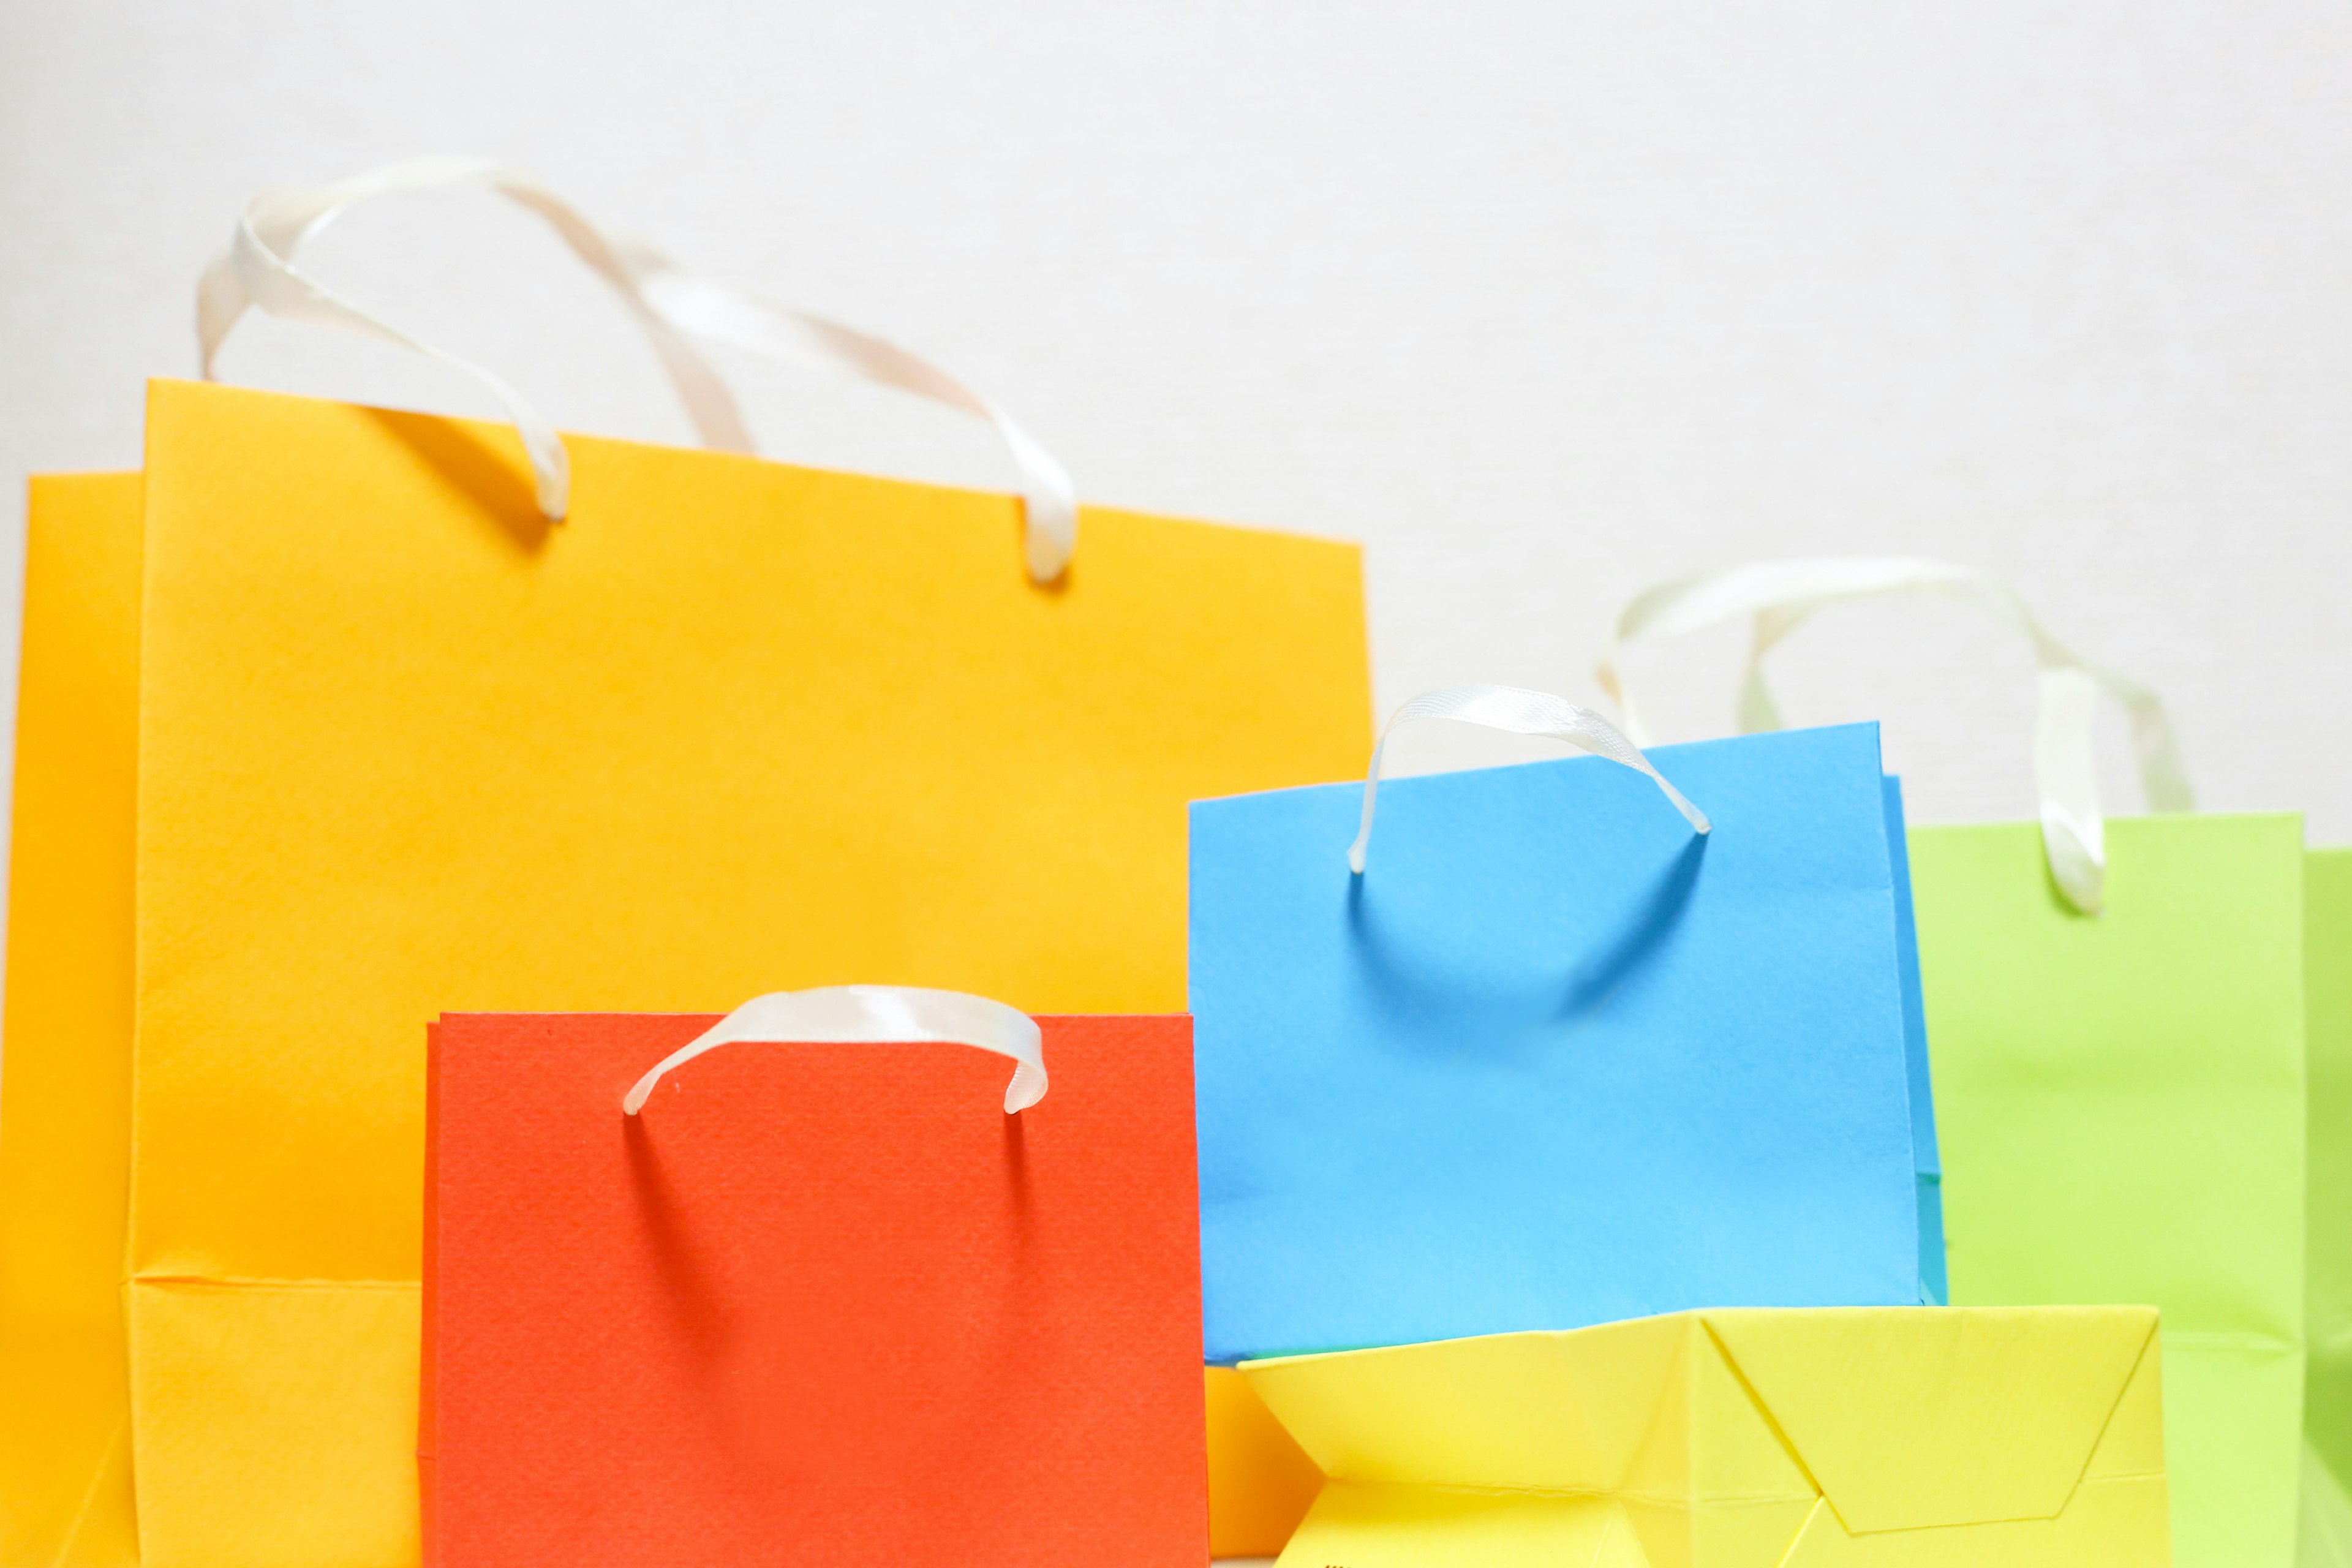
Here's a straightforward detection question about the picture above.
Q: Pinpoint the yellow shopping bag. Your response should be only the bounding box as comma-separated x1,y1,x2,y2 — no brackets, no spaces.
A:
1243,1306,2169,1567
3,163,1370,1568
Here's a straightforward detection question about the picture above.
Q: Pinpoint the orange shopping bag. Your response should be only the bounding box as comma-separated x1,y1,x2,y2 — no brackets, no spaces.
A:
423,992,1205,1567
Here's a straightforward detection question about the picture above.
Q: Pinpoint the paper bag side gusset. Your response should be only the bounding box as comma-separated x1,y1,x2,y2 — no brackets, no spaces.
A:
2305,848,2352,1495
1205,1367,1324,1556
0,473,144,1568
1878,777,1945,1305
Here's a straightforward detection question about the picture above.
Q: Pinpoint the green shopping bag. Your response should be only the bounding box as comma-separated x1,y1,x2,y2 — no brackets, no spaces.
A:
1601,559,2307,1568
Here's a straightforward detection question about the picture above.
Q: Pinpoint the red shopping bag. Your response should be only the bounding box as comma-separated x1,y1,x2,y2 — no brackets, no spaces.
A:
421,993,1205,1567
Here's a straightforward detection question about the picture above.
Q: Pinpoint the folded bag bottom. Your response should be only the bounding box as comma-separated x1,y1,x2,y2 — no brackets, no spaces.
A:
1240,1306,2168,1568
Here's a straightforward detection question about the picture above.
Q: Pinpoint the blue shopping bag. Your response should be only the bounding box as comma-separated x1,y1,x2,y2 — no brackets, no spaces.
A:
1190,688,1942,1364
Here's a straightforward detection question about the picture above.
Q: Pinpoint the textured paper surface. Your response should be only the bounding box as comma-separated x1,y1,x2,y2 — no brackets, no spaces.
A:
423,1012,1206,1568
2309,849,2352,1501
1191,722,1937,1364
1915,815,2305,1568
119,377,1366,1565
0,473,142,1568
1241,1307,2168,1567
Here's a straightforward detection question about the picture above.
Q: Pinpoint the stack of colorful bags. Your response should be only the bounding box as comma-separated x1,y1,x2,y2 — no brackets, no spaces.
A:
1,162,2344,1568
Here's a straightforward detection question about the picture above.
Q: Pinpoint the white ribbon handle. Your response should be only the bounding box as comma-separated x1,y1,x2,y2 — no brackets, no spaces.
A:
1594,557,2195,914
198,157,1079,581
1349,684,1710,874
621,985,1046,1116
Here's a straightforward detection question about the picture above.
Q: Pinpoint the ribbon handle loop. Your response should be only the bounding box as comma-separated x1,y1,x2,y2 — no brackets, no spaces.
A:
1594,556,2194,914
620,985,1047,1117
1349,684,1709,875
631,266,1078,580
199,157,1077,579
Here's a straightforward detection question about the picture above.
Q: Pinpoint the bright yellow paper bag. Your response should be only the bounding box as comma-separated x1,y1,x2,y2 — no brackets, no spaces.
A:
10,165,1371,1568
1243,1306,2169,1567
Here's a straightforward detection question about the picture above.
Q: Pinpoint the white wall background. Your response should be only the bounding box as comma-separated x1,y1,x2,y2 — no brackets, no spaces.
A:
4,1,2350,835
